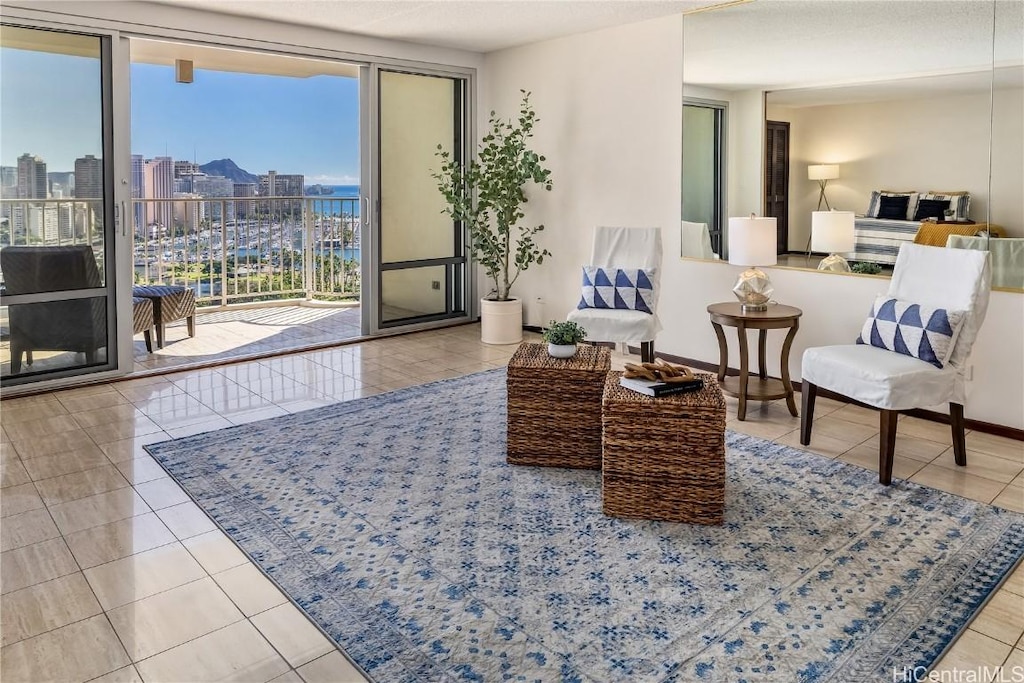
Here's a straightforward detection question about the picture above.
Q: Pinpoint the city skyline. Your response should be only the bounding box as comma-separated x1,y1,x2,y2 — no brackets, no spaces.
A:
131,63,360,185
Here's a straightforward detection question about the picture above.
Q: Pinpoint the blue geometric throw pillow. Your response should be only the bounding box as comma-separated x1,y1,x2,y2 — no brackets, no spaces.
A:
578,266,656,314
855,296,965,368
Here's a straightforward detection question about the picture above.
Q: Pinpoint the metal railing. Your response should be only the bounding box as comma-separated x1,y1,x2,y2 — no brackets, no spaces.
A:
0,195,360,306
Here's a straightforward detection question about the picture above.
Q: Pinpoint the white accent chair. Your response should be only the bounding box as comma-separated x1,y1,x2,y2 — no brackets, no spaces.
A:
567,226,663,362
800,243,992,485
681,220,717,260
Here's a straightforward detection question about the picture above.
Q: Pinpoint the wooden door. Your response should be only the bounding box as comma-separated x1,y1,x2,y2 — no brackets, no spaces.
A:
764,121,790,254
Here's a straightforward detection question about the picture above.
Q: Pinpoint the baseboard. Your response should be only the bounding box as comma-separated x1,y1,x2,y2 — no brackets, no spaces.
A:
629,346,1024,442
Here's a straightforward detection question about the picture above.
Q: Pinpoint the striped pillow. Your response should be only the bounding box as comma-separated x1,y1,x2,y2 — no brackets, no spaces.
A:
866,191,919,220
923,192,970,222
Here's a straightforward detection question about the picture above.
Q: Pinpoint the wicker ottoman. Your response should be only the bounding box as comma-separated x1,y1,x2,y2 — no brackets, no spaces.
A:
602,371,726,524
131,285,197,348
132,297,155,353
506,342,611,468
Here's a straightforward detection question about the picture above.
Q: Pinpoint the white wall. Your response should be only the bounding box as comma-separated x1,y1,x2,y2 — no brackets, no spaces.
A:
481,14,683,328
768,87,1024,251
484,14,1024,429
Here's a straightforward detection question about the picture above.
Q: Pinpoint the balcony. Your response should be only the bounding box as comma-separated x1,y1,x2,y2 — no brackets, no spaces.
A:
1,195,363,376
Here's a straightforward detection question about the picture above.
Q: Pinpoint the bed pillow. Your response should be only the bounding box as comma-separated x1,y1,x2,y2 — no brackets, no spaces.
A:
578,266,655,314
855,295,966,368
866,191,919,220
923,192,970,221
876,194,910,220
913,198,951,221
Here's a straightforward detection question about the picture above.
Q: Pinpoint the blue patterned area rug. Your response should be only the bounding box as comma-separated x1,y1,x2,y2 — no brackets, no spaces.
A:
147,369,1024,683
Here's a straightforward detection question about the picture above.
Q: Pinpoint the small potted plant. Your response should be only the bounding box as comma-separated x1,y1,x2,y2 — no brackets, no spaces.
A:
542,320,586,358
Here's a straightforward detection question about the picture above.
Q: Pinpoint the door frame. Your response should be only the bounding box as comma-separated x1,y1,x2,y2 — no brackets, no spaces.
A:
362,62,476,338
682,97,728,255
764,119,790,254
0,18,133,393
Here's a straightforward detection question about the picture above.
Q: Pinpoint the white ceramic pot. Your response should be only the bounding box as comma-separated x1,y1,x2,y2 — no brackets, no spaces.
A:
547,343,577,358
480,298,523,345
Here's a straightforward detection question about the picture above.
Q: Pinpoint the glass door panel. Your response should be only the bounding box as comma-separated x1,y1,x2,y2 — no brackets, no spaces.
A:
373,68,469,330
682,101,726,255
0,25,116,384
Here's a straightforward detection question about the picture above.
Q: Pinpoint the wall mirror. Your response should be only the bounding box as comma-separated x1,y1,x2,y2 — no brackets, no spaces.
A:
681,0,1023,291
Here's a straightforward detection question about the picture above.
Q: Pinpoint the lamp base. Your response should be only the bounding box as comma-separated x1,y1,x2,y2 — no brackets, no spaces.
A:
817,253,851,273
732,267,773,311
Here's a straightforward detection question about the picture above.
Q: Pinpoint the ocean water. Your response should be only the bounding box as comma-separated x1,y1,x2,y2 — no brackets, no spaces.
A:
305,185,360,218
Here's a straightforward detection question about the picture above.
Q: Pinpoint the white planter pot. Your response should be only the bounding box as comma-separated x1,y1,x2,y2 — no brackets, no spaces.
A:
547,343,577,358
480,298,523,345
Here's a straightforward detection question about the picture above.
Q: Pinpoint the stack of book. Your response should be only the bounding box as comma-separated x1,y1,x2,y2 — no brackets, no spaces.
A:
619,374,703,397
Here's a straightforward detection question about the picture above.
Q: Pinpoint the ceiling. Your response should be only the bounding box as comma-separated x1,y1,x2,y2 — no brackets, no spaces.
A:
151,0,724,53
683,0,1024,92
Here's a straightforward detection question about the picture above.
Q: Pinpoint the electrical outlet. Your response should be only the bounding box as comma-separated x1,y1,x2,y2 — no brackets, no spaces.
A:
431,280,440,290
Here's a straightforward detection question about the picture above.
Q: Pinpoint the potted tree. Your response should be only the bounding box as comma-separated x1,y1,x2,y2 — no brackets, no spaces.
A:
434,91,553,344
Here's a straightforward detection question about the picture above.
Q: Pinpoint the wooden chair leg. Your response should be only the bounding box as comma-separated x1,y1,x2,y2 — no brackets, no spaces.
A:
879,409,899,486
800,382,817,445
156,323,165,349
640,341,654,363
187,315,196,338
25,350,33,366
143,330,154,354
10,346,22,374
950,403,967,466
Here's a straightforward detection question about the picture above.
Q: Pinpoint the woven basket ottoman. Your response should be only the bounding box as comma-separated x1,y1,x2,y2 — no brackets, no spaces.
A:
506,342,610,469
602,371,726,524
132,285,197,349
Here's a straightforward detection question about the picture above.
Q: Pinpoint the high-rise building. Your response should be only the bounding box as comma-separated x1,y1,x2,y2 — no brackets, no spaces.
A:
174,160,200,178
143,156,174,229
233,182,256,219
131,154,146,234
17,153,47,199
14,154,47,238
74,155,103,199
258,171,304,213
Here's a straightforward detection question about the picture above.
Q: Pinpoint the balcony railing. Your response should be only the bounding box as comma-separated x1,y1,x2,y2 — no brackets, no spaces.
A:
0,195,360,306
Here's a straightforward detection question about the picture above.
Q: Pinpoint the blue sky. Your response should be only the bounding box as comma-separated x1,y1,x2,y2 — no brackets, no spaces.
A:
1,46,359,184
131,63,360,184
1,48,103,170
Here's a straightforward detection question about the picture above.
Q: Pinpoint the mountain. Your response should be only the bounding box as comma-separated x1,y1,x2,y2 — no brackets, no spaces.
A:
199,158,259,184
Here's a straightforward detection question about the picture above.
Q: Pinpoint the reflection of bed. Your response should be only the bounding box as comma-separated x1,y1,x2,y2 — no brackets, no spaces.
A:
850,218,920,265
851,218,1002,265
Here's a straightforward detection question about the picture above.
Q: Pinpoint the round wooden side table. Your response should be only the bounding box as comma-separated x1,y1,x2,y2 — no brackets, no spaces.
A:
706,302,803,421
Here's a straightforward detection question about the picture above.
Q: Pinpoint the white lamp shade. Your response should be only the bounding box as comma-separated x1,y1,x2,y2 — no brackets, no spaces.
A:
808,164,840,181
811,210,855,253
728,216,777,267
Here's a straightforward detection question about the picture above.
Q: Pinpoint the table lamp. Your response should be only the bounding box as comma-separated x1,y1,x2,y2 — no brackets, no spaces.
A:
811,210,855,272
728,214,777,311
808,164,839,211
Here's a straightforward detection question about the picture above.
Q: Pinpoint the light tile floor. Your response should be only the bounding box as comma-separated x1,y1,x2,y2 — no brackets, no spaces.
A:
1,325,1022,682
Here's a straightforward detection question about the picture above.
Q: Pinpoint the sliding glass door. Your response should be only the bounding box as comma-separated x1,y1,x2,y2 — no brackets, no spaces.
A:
363,66,472,334
0,24,125,386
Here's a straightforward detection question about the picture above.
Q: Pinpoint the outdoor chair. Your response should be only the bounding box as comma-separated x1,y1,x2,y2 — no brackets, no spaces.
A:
1,245,107,374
